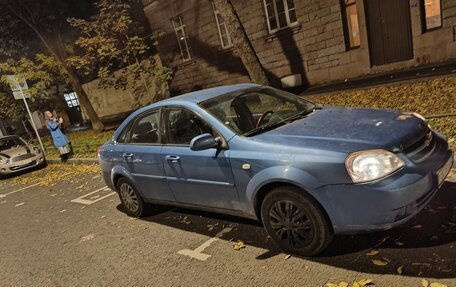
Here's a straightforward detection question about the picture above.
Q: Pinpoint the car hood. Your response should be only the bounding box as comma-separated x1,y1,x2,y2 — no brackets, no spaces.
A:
254,107,428,153
0,145,31,158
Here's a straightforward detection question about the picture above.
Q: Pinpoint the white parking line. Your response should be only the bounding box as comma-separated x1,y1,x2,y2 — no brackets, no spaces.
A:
178,227,233,261
0,183,40,198
71,187,116,205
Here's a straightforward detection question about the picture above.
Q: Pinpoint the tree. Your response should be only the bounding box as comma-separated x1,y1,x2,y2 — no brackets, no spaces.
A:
213,0,270,86
0,0,104,131
0,54,60,121
67,0,172,102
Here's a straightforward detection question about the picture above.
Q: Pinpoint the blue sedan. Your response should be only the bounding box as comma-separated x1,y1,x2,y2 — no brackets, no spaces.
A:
99,84,453,256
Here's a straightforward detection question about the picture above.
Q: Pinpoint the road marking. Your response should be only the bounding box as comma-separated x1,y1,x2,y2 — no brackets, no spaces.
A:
0,183,40,198
177,227,232,261
71,187,116,205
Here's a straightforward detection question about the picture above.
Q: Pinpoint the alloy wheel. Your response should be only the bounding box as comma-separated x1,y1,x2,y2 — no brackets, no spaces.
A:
119,182,139,212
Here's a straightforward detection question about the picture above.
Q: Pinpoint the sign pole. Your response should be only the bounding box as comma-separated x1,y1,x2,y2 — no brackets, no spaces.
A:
19,87,46,153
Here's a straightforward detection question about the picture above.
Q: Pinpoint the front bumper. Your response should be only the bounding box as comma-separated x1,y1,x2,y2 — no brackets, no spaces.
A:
314,135,453,234
0,154,46,176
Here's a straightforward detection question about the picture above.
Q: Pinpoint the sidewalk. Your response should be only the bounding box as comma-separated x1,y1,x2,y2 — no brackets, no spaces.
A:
302,61,456,96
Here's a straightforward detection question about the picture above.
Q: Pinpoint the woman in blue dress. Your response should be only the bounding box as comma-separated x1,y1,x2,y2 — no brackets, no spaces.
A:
44,111,71,161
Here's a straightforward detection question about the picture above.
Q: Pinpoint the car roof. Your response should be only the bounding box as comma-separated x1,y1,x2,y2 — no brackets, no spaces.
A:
0,135,20,140
159,83,260,105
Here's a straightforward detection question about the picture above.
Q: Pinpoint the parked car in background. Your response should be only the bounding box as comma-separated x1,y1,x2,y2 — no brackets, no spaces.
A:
99,84,453,256
0,135,47,178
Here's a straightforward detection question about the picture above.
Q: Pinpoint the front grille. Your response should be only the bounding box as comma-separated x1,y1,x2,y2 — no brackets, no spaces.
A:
403,130,436,163
11,153,34,163
11,160,36,170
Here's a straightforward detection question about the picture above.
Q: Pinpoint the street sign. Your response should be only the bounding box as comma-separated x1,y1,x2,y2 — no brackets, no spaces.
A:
6,74,45,153
6,75,31,99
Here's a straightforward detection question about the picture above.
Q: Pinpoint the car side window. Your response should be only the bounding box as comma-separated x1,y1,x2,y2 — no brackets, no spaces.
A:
166,108,213,145
128,110,160,144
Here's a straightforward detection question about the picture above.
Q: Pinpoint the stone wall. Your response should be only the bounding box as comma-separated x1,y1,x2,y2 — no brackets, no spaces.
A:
142,0,456,94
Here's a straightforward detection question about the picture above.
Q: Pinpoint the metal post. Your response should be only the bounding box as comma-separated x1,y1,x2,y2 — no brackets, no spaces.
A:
19,88,45,153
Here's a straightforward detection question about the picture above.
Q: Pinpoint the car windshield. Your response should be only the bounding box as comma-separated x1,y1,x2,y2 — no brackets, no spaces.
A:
199,87,317,136
0,137,26,152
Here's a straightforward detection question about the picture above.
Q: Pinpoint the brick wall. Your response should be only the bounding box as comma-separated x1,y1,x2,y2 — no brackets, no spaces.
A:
142,0,456,94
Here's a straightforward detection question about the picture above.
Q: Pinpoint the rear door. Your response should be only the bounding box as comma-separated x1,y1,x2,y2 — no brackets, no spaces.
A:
161,107,240,210
121,109,174,202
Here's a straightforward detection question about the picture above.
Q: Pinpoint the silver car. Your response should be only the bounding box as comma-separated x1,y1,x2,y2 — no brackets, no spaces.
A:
0,135,47,178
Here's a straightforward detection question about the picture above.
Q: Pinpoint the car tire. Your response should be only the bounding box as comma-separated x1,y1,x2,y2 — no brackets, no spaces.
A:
261,187,333,256
116,178,147,218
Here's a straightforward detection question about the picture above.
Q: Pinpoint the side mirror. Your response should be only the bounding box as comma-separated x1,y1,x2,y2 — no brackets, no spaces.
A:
190,133,219,151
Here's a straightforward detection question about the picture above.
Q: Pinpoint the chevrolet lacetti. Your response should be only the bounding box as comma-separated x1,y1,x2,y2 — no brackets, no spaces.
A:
99,84,453,255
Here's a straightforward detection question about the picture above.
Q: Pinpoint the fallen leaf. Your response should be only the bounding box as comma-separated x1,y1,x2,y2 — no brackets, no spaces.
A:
372,259,388,266
15,202,24,207
50,194,57,197
207,223,219,231
80,234,95,242
412,224,423,229
233,240,245,250
366,250,379,256
394,240,405,246
325,282,349,287
429,283,447,287
59,209,67,213
355,279,374,286
284,254,291,260
397,265,403,275
422,279,429,287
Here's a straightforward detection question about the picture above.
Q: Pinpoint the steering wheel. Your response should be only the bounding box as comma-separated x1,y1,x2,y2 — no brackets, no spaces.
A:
256,110,274,127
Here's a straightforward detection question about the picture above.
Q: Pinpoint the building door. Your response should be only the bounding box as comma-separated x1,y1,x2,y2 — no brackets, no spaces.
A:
365,0,413,66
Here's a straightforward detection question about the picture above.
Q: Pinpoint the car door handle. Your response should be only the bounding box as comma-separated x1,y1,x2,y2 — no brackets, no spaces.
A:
166,155,180,163
123,153,134,161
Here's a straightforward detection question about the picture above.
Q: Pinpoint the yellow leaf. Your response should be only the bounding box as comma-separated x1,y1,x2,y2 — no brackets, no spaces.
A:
325,284,338,287
366,250,379,256
338,282,349,287
397,265,403,275
372,259,388,266
355,279,374,286
233,240,245,250
284,254,291,260
353,283,360,287
422,279,429,287
429,283,447,287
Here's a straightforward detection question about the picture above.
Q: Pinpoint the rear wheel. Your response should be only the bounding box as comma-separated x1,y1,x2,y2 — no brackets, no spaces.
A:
117,178,146,217
261,187,333,256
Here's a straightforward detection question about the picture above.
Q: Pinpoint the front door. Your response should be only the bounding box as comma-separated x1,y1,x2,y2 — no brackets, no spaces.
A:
162,107,239,210
365,0,413,66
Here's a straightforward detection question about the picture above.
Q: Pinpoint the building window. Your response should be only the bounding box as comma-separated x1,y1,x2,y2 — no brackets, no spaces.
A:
171,16,191,61
341,0,361,50
212,2,233,49
421,0,442,31
263,0,298,33
64,92,79,108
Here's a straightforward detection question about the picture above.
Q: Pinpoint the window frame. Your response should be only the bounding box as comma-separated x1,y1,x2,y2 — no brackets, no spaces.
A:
162,106,226,148
420,0,443,33
212,2,233,49
117,108,162,146
263,0,299,34
340,0,361,51
171,16,192,61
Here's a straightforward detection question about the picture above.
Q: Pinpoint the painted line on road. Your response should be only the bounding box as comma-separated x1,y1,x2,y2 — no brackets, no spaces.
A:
71,186,116,205
0,183,40,198
177,227,233,261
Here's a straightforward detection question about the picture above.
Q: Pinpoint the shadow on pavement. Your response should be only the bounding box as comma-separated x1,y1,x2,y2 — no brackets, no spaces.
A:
117,181,456,278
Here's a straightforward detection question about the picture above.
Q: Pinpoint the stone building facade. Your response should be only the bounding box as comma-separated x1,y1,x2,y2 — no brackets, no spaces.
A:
142,0,456,93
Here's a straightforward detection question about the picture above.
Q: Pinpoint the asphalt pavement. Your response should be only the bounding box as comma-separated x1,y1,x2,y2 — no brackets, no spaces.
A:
0,165,455,287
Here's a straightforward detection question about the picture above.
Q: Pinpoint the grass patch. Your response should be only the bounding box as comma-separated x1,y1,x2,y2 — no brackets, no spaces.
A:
305,77,456,150
40,129,114,159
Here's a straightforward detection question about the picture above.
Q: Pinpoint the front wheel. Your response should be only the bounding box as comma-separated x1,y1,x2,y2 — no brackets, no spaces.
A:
261,187,333,256
117,178,146,218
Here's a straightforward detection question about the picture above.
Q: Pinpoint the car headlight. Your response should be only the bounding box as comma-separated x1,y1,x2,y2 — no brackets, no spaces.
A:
345,149,405,183
0,157,9,164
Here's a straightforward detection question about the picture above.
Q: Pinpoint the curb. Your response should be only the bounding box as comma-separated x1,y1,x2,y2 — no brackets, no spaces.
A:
47,158,98,165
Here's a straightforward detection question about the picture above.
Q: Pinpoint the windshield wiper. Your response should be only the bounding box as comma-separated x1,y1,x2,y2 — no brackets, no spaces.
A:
244,106,322,137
